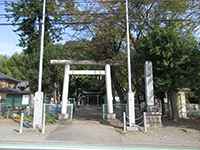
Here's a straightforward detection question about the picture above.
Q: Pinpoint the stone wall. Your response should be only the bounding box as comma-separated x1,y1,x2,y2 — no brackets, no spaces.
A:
144,112,162,131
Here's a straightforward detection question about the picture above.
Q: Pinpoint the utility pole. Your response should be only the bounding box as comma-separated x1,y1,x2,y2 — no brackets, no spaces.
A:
125,0,136,128
33,0,46,129
38,0,46,92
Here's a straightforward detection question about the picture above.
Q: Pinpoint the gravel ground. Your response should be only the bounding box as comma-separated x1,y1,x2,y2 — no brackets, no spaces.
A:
0,119,57,142
0,119,199,148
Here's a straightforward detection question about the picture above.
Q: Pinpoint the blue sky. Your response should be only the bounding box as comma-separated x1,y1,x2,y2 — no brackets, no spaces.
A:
0,0,22,56
0,25,22,56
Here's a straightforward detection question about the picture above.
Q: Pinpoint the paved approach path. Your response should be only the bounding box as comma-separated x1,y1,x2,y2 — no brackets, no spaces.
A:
46,120,122,145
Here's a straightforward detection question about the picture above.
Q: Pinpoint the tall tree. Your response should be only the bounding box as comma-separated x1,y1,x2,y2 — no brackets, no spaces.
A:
0,53,27,80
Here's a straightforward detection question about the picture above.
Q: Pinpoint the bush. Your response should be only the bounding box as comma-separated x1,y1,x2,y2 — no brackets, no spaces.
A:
24,115,33,122
45,113,57,124
23,113,57,125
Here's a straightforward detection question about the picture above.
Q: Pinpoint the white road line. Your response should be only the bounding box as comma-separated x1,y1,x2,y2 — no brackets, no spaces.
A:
0,143,197,150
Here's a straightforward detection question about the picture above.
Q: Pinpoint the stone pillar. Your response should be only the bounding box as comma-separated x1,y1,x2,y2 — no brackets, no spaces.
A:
61,64,70,118
105,64,115,119
144,61,154,111
33,91,43,129
177,90,187,119
128,91,135,126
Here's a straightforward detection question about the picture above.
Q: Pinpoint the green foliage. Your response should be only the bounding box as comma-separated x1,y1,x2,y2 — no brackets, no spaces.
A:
0,53,27,80
24,115,33,122
0,55,7,72
24,114,57,124
160,0,187,12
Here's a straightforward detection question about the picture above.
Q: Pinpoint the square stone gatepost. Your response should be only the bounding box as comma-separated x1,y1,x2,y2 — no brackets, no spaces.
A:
60,64,70,119
177,89,188,119
105,64,116,120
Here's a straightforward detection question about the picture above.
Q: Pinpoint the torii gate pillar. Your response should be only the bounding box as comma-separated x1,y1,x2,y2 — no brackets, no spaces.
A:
61,64,70,119
105,64,115,119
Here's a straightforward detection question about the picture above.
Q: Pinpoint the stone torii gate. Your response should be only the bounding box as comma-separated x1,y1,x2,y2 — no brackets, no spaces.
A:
50,60,116,120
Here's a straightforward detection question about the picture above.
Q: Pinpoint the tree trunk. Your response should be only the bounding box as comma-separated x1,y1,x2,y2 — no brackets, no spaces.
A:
168,90,179,121
161,97,165,116
111,67,126,103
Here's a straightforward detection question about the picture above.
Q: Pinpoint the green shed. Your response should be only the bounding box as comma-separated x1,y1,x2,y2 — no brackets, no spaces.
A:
5,94,23,107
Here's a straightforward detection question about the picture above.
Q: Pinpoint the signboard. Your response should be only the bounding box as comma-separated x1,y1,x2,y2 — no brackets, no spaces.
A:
22,95,30,105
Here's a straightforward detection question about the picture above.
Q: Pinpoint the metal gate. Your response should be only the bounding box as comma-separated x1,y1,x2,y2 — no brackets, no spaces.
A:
74,105,102,120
